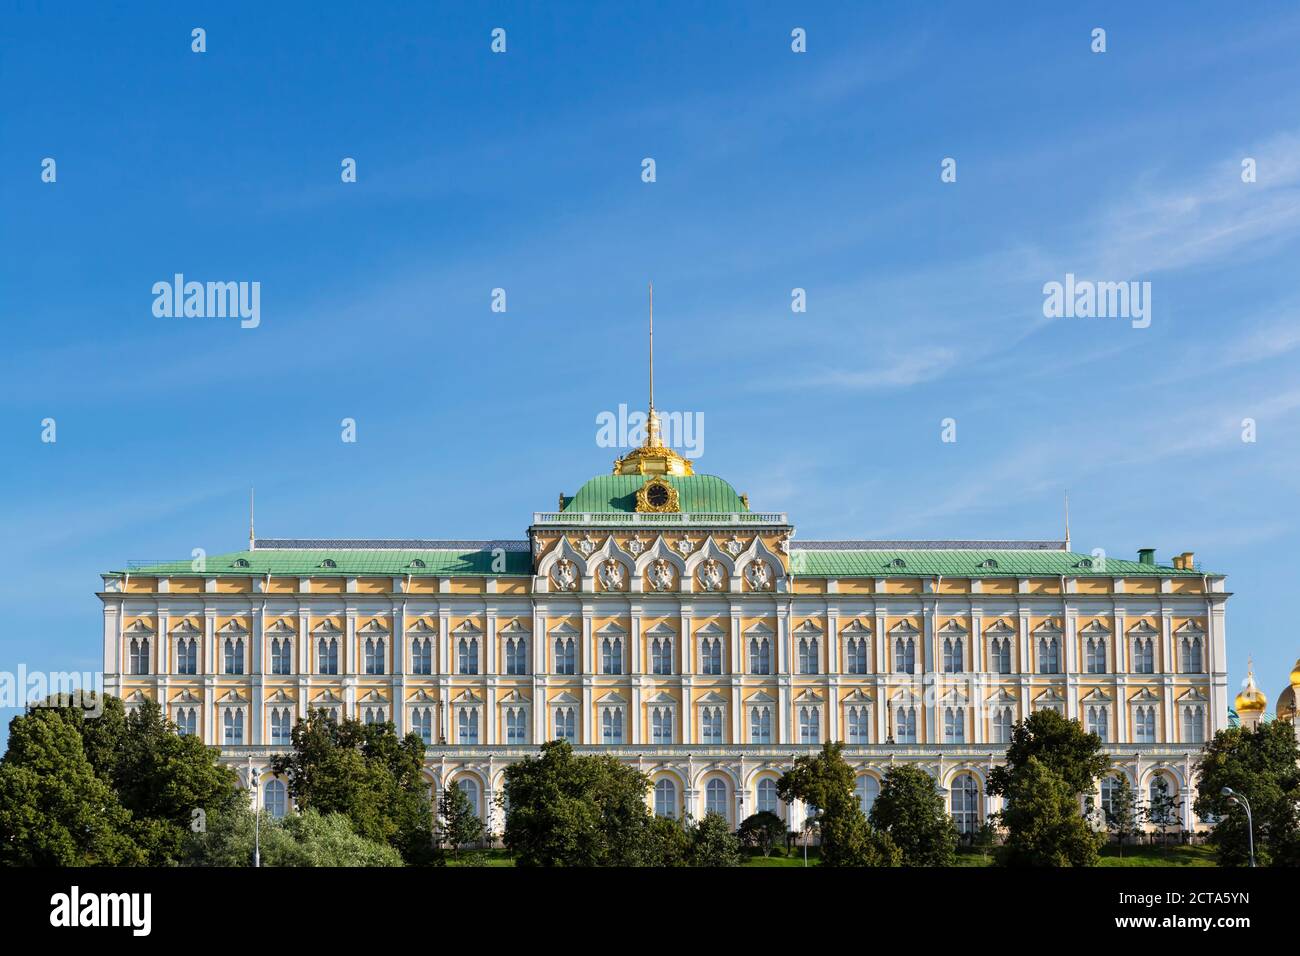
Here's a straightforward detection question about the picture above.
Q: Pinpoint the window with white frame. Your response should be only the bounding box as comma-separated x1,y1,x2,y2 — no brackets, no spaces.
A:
1133,704,1157,743
705,778,728,819
458,708,479,744
699,637,722,675
175,707,198,736
129,636,151,675
505,635,528,675
943,706,965,743
176,636,198,675
1086,705,1109,741
951,773,980,835
264,778,288,819
554,706,576,742
411,637,433,674
1181,634,1204,673
894,636,916,674
412,707,434,745
1086,635,1107,674
224,637,245,675
318,637,339,675
457,778,480,819
798,706,821,744
554,635,576,674
798,636,819,675
603,635,624,675
505,707,527,744
1038,635,1060,674
271,637,293,675
458,636,479,675
750,706,772,744
368,706,389,725
1132,634,1155,674
601,706,624,744
654,778,677,819
757,777,780,815
364,637,386,675
845,635,869,674
894,705,917,743
222,708,245,744
1100,775,1122,819
749,637,771,675
1182,704,1205,743
855,775,880,816
651,635,673,675
270,706,292,744
991,706,1013,743
700,705,724,744
988,634,1012,674
846,706,870,743
942,636,963,673
651,706,673,743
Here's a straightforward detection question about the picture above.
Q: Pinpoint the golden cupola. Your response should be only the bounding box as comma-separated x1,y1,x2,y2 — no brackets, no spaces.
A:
613,282,694,478
1290,657,1300,688
1234,659,1267,714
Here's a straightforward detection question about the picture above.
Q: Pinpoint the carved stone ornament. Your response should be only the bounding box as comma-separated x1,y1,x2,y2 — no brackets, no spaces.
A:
744,560,772,591
628,535,647,555
649,559,675,592
553,559,579,592
676,536,695,555
698,559,724,592
577,534,597,556
726,535,745,556
598,559,626,590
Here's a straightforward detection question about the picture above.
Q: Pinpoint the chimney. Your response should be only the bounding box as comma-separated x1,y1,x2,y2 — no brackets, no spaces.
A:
1172,554,1185,570
1181,551,1195,570
1138,548,1155,565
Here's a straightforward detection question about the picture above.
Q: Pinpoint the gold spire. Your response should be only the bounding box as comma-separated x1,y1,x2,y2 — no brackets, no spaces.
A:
613,282,693,477
1235,657,1267,714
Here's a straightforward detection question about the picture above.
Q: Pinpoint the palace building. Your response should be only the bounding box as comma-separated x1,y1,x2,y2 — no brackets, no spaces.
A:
98,326,1230,836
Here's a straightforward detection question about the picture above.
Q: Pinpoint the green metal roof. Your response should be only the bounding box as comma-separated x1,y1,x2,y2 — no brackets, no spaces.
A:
790,548,1207,578
561,474,747,513
112,548,533,577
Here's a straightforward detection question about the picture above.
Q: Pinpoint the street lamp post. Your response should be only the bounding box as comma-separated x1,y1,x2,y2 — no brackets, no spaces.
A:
247,756,261,868
1221,787,1255,867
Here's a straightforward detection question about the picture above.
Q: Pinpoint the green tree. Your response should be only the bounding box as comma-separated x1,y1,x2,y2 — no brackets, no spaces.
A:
0,706,143,865
987,709,1110,802
1146,776,1179,850
182,805,403,866
1103,774,1140,857
777,742,898,867
972,820,998,862
438,783,485,857
501,740,655,866
644,815,691,866
996,757,1102,867
688,811,742,866
737,811,786,858
1194,719,1300,867
868,766,958,866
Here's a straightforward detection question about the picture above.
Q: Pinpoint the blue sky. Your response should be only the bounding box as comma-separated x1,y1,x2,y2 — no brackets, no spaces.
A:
4,1,1300,745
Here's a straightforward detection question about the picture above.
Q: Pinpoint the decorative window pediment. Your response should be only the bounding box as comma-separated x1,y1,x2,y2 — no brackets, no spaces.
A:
745,690,776,704
311,619,343,636
358,689,389,704
498,689,529,704
841,618,872,636
265,689,295,704
596,690,627,705
406,617,438,635
358,619,390,636
984,618,1016,636
549,691,580,705
696,691,729,705
548,620,579,637
1079,619,1111,636
407,689,437,703
1174,620,1205,636
452,689,483,705
938,619,969,636
499,619,529,635
311,689,344,704
1128,620,1159,637
793,619,824,636
170,689,203,704
265,618,296,635
986,687,1018,703
218,688,249,705
1177,687,1208,702
124,619,156,636
793,689,823,704
170,619,201,636
743,620,775,637
888,619,920,637
452,620,483,637
217,619,250,636
1128,687,1161,703
1033,687,1065,704
694,621,727,637
1079,688,1113,703
842,688,873,703
1032,619,1063,637
645,690,678,705
939,688,968,704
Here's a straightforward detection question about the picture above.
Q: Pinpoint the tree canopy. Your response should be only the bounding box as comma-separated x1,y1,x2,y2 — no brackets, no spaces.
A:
777,742,898,867
869,766,957,866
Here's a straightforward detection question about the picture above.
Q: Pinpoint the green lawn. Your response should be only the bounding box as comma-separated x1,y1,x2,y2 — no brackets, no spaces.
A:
442,843,1217,867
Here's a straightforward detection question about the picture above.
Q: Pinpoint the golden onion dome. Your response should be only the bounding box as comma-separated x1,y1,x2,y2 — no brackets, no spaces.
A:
1290,658,1300,687
1235,659,1267,714
1276,686,1296,722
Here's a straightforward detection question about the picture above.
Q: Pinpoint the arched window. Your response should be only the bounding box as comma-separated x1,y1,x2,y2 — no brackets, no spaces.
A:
603,636,624,675
412,707,434,744
749,637,771,675
129,637,150,675
651,707,673,743
412,638,432,675
654,779,677,819
1132,637,1155,674
224,638,245,675
895,637,916,674
750,706,772,743
700,706,724,743
176,637,198,675
1100,775,1122,819
601,707,624,744
1038,637,1059,674
505,707,527,744
1134,705,1156,743
1087,705,1109,741
942,637,963,673
175,707,197,736
757,778,780,815
799,706,820,744
554,707,576,742
555,636,576,674
705,778,728,819
951,774,980,835
364,637,385,675
222,708,244,744
845,637,868,674
855,775,880,816
457,778,480,819
700,637,722,675
991,706,1013,744
264,778,288,820
989,637,1011,674
271,637,292,675
895,706,917,743
458,708,479,744
270,707,292,744
847,706,869,743
458,637,479,675
943,706,965,743
651,637,673,675
798,637,819,675
1182,705,1205,743
364,706,386,725
505,637,528,675
318,637,338,675
1181,636,1204,674
1086,637,1106,674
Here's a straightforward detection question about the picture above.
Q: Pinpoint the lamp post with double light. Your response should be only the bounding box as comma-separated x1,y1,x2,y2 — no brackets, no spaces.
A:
1220,786,1255,867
